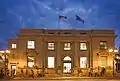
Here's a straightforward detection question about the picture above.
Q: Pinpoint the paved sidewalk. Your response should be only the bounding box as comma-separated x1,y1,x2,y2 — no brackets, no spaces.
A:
12,76,120,80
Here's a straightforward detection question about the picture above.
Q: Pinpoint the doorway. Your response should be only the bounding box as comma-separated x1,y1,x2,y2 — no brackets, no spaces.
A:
11,65,17,75
63,62,71,73
63,56,72,73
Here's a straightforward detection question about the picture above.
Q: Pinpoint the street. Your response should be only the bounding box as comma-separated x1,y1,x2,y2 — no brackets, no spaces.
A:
1,79,120,81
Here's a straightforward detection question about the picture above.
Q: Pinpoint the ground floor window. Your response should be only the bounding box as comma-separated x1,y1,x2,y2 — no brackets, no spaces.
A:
27,56,35,68
80,57,87,68
100,56,107,67
48,57,55,68
11,65,16,75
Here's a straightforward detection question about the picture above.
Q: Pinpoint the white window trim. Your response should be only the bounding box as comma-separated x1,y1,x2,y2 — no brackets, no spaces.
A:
27,40,35,49
12,43,17,49
64,42,71,50
80,42,87,50
48,42,55,50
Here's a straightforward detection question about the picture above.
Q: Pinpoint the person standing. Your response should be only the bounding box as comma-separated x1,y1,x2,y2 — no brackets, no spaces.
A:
88,67,93,77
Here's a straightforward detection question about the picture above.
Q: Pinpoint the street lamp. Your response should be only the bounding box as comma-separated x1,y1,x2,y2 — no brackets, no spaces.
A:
108,48,118,76
0,50,10,76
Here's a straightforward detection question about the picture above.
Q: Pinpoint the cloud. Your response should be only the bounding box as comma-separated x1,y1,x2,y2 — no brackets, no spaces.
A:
0,0,120,48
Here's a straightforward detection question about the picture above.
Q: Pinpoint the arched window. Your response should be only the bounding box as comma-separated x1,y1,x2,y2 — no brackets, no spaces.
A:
63,56,71,61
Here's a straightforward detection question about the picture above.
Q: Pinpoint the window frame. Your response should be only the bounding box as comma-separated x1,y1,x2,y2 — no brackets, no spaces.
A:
100,41,108,50
12,43,17,49
27,40,35,49
27,56,35,68
80,42,87,51
48,42,55,50
80,57,87,68
48,57,55,68
64,42,71,50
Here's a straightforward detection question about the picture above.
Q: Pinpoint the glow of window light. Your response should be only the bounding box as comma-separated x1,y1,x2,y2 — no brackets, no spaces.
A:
5,50,10,53
114,49,118,53
0,51,5,53
116,56,120,59
108,49,113,53
0,50,10,53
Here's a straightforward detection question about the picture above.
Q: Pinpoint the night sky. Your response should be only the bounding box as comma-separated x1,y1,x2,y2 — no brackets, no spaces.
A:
0,0,120,49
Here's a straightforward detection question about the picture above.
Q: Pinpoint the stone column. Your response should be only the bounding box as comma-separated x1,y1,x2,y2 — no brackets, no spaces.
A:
56,41,61,75
73,41,78,76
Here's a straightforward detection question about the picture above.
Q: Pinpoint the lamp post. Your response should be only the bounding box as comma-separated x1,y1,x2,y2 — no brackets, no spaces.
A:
108,48,118,76
0,50,10,76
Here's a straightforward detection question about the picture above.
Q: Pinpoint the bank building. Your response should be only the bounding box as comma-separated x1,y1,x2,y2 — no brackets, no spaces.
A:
8,28,115,76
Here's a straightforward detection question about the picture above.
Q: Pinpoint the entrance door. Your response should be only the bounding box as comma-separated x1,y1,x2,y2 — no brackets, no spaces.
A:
11,65,17,75
63,62,71,73
63,56,72,73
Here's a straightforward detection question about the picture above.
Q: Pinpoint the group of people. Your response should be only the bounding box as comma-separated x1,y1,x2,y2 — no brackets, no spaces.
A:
20,69,44,78
88,67,106,77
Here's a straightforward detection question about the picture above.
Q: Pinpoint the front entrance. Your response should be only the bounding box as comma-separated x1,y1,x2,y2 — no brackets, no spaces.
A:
63,56,72,73
11,65,17,76
63,62,71,73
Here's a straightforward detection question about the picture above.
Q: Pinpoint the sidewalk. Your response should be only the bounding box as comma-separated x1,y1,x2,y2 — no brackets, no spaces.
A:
12,76,120,80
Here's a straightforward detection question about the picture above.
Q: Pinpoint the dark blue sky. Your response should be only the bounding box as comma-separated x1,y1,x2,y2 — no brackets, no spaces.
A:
0,0,120,49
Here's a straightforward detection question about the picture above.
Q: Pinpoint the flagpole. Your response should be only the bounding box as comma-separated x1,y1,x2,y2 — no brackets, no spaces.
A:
74,19,77,29
58,17,60,29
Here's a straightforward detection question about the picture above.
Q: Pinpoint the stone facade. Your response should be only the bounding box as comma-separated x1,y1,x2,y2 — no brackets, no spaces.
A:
8,28,115,76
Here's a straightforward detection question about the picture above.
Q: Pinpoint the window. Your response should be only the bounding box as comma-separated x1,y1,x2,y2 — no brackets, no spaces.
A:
64,42,71,50
48,42,54,50
27,56,35,68
80,57,87,68
48,57,55,68
100,41,107,50
27,40,35,49
11,65,17,75
12,43,17,49
80,42,87,50
100,56,107,67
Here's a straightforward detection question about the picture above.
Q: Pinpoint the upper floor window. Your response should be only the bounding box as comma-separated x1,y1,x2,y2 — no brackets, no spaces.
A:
64,42,71,50
100,41,107,50
12,43,17,49
48,42,54,50
27,40,35,49
80,42,87,50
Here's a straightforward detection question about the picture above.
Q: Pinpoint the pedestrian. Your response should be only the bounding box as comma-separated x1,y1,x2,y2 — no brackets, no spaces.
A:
88,67,93,77
31,69,34,78
21,69,24,78
94,67,98,77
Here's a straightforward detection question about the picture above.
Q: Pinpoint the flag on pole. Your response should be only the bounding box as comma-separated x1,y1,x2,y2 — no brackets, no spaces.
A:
76,15,84,24
59,16,67,19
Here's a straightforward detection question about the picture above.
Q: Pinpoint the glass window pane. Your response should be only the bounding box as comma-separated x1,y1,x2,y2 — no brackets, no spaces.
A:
27,56,35,68
64,43,71,50
48,57,55,68
27,41,35,49
80,57,87,68
12,43,17,49
80,42,87,50
48,43,54,50
100,41,107,50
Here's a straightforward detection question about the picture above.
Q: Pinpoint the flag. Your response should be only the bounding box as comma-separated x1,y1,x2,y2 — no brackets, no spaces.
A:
76,15,84,24
59,16,67,19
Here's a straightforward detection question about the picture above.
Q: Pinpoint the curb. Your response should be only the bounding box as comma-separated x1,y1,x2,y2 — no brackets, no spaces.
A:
12,77,120,80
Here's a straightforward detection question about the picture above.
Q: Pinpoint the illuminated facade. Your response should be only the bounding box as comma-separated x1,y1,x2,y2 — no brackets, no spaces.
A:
8,28,115,76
